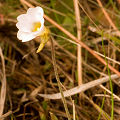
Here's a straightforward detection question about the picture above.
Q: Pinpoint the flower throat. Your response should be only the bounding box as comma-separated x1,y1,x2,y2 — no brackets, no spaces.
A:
32,22,41,32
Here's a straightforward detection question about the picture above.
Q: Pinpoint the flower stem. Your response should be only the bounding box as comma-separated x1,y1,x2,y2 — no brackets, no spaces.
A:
50,36,71,120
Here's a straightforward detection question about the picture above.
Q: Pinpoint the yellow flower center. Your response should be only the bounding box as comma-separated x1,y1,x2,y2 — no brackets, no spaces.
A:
32,22,41,32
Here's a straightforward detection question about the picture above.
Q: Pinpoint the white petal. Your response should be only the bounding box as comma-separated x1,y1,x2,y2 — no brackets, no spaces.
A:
17,31,36,42
27,7,44,17
40,18,44,25
17,14,32,23
27,7,44,22
17,14,26,21
16,14,33,32
16,22,32,32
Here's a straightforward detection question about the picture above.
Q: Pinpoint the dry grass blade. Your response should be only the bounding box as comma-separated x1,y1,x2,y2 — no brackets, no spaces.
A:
0,47,7,119
39,74,119,99
84,94,110,120
99,85,120,101
72,100,75,120
117,0,120,4
73,0,82,86
96,0,119,33
58,0,73,13
29,0,66,17
0,111,12,120
94,51,120,65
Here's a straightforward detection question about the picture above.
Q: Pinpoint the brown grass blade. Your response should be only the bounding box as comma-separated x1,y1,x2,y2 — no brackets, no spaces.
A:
0,47,6,119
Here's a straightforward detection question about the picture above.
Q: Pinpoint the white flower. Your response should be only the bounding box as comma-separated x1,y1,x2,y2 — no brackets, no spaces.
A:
16,7,44,42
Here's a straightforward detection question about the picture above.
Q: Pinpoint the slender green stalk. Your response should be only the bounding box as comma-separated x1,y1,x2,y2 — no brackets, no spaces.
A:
98,32,107,120
101,32,114,120
97,91,106,120
50,36,71,120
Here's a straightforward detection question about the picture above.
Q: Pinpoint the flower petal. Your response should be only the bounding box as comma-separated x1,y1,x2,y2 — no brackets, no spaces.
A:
16,14,33,32
17,31,36,42
16,22,32,32
17,14,26,21
27,7,44,22
27,7,44,17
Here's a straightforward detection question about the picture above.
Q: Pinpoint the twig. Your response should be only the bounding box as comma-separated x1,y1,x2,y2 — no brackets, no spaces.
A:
50,37,71,120
99,85,120,101
94,51,120,65
72,100,75,120
0,47,7,119
96,0,119,32
0,14,5,25
117,0,120,4
39,74,119,99
84,94,110,120
20,0,120,77
73,0,82,86
0,111,12,119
